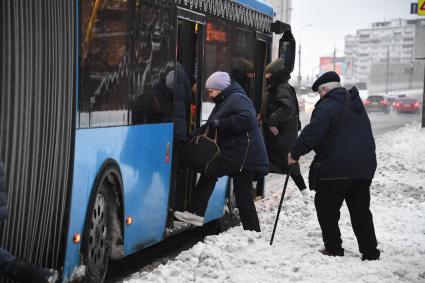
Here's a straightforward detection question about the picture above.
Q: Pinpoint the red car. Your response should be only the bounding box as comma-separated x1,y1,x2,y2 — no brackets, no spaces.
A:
393,98,422,114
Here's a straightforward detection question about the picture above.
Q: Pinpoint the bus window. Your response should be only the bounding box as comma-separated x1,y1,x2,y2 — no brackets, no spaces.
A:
79,0,129,128
202,18,232,121
130,1,176,125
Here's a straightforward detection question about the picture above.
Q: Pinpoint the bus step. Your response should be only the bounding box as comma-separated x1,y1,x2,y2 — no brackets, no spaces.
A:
165,221,192,238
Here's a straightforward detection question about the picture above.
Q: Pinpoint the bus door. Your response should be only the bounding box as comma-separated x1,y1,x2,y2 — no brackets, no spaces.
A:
254,35,270,114
167,9,205,230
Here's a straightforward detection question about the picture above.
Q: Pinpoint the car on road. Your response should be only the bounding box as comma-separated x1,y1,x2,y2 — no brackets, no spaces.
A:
393,97,422,114
364,95,390,114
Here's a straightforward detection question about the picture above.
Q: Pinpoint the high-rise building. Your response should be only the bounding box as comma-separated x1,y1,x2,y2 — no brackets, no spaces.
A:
264,0,292,59
344,18,425,92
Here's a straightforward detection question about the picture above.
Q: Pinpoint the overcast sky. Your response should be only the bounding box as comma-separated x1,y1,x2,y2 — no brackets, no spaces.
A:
290,0,420,81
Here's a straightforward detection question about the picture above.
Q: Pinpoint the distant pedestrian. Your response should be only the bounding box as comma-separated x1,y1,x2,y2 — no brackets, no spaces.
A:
288,71,380,260
0,161,58,282
261,58,310,202
174,71,269,232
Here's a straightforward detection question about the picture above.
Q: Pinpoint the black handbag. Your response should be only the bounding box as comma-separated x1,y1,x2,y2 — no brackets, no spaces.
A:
183,127,220,174
308,91,351,190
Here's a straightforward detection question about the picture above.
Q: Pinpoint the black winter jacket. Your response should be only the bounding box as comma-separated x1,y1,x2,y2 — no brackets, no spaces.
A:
174,63,192,141
291,87,377,180
264,71,299,173
195,82,269,175
0,161,7,222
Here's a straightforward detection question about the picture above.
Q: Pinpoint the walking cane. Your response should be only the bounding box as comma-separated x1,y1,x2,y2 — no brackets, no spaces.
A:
270,171,290,245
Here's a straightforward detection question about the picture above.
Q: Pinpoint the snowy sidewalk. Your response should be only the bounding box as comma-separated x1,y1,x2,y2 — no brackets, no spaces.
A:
124,123,425,283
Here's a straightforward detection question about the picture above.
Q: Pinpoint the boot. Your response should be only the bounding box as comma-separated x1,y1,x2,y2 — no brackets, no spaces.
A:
2,259,58,283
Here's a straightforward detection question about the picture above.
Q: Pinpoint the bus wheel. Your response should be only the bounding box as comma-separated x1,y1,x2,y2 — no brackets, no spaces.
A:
83,183,111,282
217,178,239,233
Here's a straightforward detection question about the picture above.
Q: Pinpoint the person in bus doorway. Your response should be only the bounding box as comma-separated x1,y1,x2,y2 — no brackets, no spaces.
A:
174,72,269,232
165,63,193,220
230,57,254,98
288,72,380,260
0,161,58,283
259,58,310,203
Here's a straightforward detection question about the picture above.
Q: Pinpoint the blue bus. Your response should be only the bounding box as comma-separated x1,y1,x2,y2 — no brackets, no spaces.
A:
0,0,294,282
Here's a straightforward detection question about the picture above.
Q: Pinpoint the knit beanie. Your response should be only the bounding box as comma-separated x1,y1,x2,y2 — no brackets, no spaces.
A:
265,58,285,75
205,71,231,91
165,71,174,90
232,57,254,74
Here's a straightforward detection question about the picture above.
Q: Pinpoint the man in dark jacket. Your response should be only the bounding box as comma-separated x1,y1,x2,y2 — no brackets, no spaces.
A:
174,72,269,232
288,71,380,260
262,58,309,201
0,161,58,282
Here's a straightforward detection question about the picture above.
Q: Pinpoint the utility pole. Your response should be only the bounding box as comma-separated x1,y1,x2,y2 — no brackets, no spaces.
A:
298,44,301,90
385,46,390,95
333,46,336,72
422,64,425,128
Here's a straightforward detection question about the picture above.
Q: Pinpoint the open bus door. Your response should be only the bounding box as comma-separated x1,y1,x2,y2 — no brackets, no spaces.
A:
166,9,206,234
272,21,296,73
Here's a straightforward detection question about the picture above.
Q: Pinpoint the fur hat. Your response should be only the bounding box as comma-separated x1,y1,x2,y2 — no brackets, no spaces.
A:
265,58,285,75
205,72,231,91
232,57,254,74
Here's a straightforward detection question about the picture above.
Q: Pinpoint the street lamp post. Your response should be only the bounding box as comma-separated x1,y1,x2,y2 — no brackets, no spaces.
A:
297,24,312,91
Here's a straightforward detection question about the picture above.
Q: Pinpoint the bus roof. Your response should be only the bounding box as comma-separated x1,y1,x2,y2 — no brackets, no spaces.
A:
236,0,273,17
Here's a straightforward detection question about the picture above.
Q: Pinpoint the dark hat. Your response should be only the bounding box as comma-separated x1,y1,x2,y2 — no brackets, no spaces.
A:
265,58,285,75
232,57,254,74
312,71,340,92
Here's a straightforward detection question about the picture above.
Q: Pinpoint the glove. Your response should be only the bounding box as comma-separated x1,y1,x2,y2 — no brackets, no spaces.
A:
209,119,219,129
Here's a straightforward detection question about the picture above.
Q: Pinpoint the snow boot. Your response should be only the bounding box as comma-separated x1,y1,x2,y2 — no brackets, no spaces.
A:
1,258,58,283
320,248,344,257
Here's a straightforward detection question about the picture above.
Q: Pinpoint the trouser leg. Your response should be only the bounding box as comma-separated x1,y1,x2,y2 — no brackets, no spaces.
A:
290,173,307,191
188,174,218,217
345,179,380,259
255,176,265,197
233,170,261,232
315,180,347,253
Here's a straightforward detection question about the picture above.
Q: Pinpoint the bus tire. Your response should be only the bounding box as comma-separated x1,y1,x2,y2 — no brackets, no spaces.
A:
82,163,122,283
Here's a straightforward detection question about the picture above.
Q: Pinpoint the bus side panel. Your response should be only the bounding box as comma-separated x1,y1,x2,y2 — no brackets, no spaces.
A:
204,177,227,223
63,124,173,279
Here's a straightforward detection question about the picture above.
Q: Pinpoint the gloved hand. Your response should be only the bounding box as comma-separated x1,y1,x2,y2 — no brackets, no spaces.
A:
209,119,220,129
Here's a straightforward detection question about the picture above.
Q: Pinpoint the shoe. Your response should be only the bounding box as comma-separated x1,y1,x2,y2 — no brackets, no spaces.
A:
3,259,58,283
319,248,344,257
362,249,380,261
174,211,204,226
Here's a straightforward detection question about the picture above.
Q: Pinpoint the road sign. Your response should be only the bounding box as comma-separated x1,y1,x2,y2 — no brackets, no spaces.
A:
419,0,425,15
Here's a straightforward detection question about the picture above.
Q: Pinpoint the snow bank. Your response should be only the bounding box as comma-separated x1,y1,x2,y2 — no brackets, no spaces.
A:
124,122,425,283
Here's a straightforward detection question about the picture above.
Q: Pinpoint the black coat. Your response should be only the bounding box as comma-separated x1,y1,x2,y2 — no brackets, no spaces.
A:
174,64,192,141
291,87,377,180
264,71,299,174
195,82,269,175
0,161,7,222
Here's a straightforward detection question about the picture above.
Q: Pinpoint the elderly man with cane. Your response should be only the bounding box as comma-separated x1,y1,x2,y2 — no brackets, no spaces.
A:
287,72,380,260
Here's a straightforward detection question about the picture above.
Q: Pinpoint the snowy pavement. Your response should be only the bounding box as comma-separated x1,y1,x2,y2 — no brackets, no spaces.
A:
124,122,425,283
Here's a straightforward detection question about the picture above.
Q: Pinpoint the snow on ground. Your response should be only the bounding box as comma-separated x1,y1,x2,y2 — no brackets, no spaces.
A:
124,122,425,283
